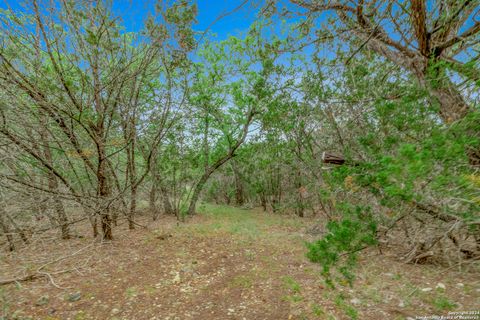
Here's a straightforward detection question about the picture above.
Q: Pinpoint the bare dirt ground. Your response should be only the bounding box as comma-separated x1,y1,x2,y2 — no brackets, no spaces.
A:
1,204,479,320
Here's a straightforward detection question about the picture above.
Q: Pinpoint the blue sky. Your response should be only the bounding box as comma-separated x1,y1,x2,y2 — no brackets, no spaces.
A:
3,1,476,67
1,0,257,41
117,1,255,39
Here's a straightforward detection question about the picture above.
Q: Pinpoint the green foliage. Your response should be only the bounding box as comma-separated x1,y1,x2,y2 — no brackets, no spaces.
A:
0,288,10,320
432,296,458,311
282,276,302,294
306,205,377,287
311,303,325,317
333,294,359,320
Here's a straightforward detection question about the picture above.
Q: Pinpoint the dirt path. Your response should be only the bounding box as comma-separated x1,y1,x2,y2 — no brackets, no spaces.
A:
1,205,479,319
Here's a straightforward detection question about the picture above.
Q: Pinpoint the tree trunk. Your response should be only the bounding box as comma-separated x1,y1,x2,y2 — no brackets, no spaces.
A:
101,212,112,240
97,150,112,240
111,201,119,227
150,183,158,221
432,84,480,166
187,147,240,218
232,161,245,206
91,215,98,238
107,159,127,227
368,36,479,165
46,172,70,239
187,109,255,216
160,186,174,215
271,165,282,213
430,83,471,122
412,61,471,121
349,20,479,165
127,118,137,230
5,214,29,244
53,196,70,239
92,37,113,240
260,192,267,212
0,210,15,251
188,171,211,216
422,68,480,166
128,185,137,230
295,175,305,218
224,191,231,205
86,209,98,238
36,115,71,239
187,152,244,216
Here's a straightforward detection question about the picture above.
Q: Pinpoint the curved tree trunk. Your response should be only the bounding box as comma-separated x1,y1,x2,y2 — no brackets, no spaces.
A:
188,170,212,216
187,110,255,216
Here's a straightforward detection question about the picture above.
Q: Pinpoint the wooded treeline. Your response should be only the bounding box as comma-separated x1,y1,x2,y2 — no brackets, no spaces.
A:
1,0,479,283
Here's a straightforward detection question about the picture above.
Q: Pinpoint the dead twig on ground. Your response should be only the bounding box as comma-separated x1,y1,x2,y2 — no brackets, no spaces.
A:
0,241,94,287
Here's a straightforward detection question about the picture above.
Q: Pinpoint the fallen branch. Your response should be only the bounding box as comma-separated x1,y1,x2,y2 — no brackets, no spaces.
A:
0,241,94,287
0,273,41,286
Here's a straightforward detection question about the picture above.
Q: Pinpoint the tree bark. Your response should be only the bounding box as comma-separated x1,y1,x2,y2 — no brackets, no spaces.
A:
161,186,174,215
129,186,137,230
231,161,245,206
44,162,70,239
127,116,137,230
101,212,112,240
188,169,212,216
150,183,158,221
0,209,15,251
295,172,305,218
52,193,70,240
33,115,71,239
88,210,99,238
260,192,267,211
5,214,29,244
97,146,112,240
